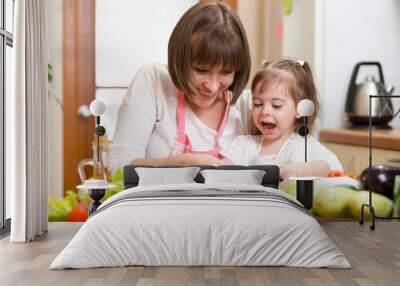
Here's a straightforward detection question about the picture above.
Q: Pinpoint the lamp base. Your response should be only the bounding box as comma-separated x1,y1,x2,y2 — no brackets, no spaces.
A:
296,180,314,210
88,188,105,216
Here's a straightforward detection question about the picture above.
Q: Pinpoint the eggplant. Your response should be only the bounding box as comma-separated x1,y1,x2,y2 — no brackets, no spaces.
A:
359,164,400,200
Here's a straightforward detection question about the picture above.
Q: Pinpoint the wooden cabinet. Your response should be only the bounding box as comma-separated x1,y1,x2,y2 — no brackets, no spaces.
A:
320,128,400,175
322,142,400,175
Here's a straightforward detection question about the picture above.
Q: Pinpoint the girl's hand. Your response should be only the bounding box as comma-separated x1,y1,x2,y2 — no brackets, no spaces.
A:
280,162,305,183
280,161,330,182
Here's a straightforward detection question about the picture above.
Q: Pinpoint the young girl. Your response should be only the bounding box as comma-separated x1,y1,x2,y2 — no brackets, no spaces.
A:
221,59,343,182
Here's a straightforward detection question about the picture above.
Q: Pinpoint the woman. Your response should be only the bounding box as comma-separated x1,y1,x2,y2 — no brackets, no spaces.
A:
110,1,252,172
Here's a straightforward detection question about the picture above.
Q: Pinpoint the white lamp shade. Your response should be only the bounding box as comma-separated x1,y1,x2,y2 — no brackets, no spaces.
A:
297,99,314,117
90,99,107,116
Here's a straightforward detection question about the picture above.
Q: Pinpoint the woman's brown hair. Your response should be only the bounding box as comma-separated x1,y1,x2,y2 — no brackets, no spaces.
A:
168,1,251,104
251,58,319,132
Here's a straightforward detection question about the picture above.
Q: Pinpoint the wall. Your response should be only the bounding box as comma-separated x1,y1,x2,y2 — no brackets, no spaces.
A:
282,0,314,69
237,0,263,87
48,0,284,195
47,0,64,198
282,0,400,130
238,0,283,87
49,0,400,197
46,0,197,197
316,0,400,129
282,0,318,129
47,0,262,197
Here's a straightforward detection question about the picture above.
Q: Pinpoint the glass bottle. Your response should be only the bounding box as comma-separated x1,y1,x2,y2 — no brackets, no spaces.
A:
91,133,111,182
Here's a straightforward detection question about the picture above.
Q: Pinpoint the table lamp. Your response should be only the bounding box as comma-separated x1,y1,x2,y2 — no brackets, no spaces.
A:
291,99,317,210
77,99,115,215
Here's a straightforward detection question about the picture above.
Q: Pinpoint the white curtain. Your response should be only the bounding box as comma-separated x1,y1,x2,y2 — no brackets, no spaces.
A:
8,0,49,242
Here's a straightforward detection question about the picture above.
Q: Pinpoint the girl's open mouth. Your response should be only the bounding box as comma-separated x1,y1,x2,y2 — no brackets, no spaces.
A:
262,122,276,130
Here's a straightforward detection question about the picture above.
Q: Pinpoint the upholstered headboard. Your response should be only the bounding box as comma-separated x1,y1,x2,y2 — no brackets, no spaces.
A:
123,165,280,189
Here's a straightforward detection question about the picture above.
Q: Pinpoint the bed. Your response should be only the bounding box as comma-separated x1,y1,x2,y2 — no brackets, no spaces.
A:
50,165,351,269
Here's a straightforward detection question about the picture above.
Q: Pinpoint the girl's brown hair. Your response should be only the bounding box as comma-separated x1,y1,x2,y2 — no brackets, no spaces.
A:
251,58,319,132
168,1,251,105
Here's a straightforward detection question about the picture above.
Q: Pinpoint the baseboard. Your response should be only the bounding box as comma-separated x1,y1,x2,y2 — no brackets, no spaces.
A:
0,218,11,239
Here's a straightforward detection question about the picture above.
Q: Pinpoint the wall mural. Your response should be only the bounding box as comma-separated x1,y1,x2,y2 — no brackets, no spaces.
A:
47,1,400,224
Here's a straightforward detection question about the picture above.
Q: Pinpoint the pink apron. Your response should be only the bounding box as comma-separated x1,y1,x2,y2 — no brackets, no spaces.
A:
169,91,230,159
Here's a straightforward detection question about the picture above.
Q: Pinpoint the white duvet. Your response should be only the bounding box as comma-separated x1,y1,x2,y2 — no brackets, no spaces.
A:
50,183,351,269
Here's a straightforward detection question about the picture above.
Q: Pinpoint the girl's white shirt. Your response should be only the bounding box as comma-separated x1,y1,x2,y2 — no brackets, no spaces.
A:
110,63,253,172
220,133,344,171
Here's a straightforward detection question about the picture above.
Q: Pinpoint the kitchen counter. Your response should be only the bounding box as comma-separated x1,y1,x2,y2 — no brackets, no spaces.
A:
319,128,400,151
320,128,400,173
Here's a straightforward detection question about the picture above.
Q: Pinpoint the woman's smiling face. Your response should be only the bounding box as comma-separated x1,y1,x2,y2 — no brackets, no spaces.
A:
252,85,299,142
188,63,235,108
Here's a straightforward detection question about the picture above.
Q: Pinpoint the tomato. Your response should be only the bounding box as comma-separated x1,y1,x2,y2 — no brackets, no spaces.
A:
327,170,357,179
67,202,88,222
327,170,344,177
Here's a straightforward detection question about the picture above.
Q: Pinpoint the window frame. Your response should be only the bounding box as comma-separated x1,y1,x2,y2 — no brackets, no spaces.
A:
0,0,14,235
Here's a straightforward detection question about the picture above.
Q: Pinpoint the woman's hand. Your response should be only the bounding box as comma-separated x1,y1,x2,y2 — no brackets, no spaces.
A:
173,153,226,166
131,153,230,166
131,153,228,166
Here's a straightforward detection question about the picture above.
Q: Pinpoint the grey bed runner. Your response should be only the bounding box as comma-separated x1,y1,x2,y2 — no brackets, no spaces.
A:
92,189,310,217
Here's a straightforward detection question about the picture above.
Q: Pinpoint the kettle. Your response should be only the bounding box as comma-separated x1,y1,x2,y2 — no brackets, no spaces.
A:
345,62,395,125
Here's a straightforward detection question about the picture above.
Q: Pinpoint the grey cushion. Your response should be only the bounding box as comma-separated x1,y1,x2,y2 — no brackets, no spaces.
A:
135,167,200,186
124,165,280,189
200,169,266,185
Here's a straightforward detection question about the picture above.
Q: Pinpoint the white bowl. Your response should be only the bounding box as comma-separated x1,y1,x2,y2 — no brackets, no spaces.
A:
77,179,116,190
289,176,320,181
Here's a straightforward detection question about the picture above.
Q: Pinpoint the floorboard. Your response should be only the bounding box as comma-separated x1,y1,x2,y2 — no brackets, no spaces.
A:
0,221,399,286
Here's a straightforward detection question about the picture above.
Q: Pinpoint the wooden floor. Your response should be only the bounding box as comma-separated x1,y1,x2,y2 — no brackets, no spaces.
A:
0,221,399,286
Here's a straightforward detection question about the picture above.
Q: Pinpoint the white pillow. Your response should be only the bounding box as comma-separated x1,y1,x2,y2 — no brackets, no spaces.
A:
135,167,200,186
200,169,266,185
